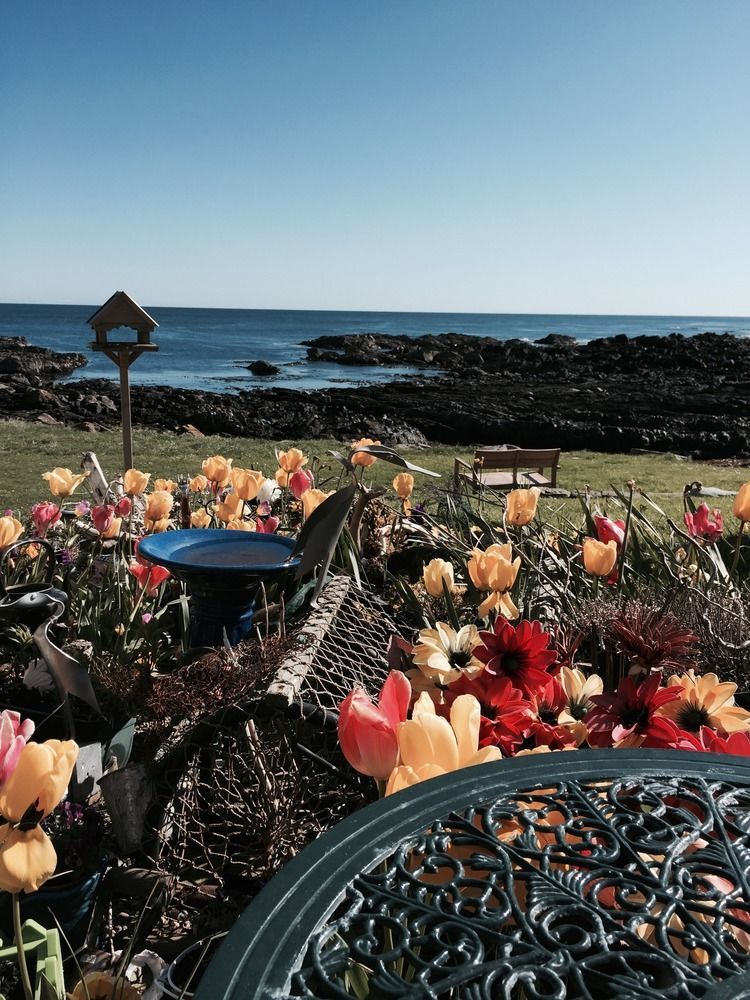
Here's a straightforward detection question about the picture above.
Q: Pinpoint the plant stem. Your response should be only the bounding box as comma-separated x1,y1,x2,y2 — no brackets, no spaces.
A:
12,891,33,1000
730,522,745,579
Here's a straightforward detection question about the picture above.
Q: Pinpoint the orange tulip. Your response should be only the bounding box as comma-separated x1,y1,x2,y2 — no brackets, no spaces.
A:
215,490,243,523
467,543,520,618
41,467,89,497
0,739,78,893
144,490,174,531
191,509,212,528
0,516,23,549
582,538,618,577
338,671,411,780
101,516,122,540
422,558,455,598
301,488,331,519
123,468,150,496
227,518,256,531
153,478,176,493
350,438,381,467
69,973,140,1000
202,455,233,487
232,467,265,501
275,468,289,488
277,448,308,474
189,474,208,493
506,487,540,526
392,473,414,499
734,481,750,522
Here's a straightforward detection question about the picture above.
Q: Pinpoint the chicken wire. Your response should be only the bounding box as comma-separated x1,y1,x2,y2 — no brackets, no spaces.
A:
148,576,398,895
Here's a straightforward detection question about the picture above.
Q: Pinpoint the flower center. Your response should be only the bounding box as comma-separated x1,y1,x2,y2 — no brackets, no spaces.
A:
539,703,558,724
449,649,473,670
568,698,589,721
621,706,651,730
504,654,522,673
676,700,711,733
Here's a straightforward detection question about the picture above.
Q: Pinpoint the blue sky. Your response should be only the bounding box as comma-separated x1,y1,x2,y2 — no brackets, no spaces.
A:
2,1,748,314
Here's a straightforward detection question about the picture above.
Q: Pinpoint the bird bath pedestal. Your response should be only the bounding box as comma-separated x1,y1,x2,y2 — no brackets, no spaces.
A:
137,530,300,647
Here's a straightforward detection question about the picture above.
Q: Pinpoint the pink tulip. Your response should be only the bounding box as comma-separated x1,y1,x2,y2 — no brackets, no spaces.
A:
684,503,723,543
289,469,315,499
255,516,280,534
115,497,132,517
31,501,61,537
0,710,35,784
92,504,115,535
338,671,411,780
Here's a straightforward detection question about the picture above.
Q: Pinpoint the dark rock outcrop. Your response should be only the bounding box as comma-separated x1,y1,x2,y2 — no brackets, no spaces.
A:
1,332,749,459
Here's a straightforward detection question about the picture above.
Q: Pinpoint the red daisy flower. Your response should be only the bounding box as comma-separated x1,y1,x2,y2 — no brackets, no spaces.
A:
584,672,682,748
527,676,579,750
475,619,557,696
447,673,533,754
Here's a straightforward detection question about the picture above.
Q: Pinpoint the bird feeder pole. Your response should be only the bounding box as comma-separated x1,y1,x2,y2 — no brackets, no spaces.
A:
87,291,159,471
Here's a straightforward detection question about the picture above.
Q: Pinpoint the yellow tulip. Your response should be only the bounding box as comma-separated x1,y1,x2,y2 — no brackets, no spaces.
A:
0,516,23,549
734,482,750,522
123,468,150,496
191,509,212,528
386,694,501,795
153,478,176,493
277,448,308,473
189,474,209,493
350,437,381,467
227,518,256,531
101,517,122,540
422,558,455,598
506,487,540,526
0,739,78,893
232,467,265,501
582,538,618,577
215,490,243,523
41,467,89,497
392,472,414,498
275,468,289,488
202,455,233,486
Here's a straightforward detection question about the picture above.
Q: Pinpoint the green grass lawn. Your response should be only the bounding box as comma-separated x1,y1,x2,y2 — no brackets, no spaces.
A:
1,418,747,524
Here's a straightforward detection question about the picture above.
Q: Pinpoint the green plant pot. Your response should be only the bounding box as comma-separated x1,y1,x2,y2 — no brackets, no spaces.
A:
0,919,64,1000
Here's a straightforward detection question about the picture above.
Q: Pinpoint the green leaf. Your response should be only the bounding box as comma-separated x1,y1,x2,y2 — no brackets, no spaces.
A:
349,444,440,478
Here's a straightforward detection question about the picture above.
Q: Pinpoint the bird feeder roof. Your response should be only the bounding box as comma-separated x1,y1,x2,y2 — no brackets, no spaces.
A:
87,291,158,334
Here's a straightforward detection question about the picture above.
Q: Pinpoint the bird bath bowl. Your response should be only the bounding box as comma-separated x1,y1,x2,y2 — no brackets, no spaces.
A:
137,530,300,647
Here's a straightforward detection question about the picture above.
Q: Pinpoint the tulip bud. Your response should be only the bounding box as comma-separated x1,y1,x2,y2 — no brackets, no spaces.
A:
232,468,266,501
189,474,209,493
734,482,750,522
337,671,410,780
392,473,414,499
582,538,618,577
350,438,381,467
92,504,115,535
422,558,455,598
301,488,331,519
191,509,212,528
115,497,132,517
215,491,243,523
30,502,61,538
506,487,540,526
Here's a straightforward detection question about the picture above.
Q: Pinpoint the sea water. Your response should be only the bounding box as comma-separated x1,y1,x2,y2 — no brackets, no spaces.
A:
1,303,748,394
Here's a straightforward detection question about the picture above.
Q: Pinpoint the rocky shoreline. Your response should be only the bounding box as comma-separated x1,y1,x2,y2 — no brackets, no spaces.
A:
1,331,749,458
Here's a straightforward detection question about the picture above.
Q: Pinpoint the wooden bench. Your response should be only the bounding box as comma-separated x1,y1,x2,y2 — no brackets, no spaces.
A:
454,447,561,491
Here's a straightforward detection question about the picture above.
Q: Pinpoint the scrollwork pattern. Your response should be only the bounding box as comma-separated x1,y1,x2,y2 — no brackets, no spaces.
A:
287,776,750,998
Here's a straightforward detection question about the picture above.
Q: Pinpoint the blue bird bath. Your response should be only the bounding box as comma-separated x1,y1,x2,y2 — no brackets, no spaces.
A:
137,530,300,647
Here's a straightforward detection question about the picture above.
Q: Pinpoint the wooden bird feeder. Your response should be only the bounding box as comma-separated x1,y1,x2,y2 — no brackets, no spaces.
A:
87,291,158,470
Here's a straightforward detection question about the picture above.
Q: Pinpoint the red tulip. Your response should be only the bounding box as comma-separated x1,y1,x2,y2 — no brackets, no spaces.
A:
92,504,115,535
289,468,315,499
594,514,625,547
128,561,171,597
115,496,132,517
255,516,280,534
338,671,411,780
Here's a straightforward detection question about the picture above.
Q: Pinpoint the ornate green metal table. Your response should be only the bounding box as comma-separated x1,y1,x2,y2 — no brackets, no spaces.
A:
197,750,750,999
